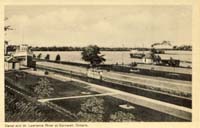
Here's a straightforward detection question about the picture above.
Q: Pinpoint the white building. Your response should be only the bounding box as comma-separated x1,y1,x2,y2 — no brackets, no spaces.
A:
142,53,155,64
13,44,34,67
4,44,35,70
4,56,20,71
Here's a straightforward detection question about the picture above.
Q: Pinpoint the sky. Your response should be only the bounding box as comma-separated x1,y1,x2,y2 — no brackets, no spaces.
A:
5,5,192,47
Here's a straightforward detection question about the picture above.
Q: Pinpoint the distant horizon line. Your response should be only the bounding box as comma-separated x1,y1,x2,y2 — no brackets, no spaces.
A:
7,42,192,48
5,43,192,52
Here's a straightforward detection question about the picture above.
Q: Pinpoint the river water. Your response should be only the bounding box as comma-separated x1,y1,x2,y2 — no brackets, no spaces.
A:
33,50,192,67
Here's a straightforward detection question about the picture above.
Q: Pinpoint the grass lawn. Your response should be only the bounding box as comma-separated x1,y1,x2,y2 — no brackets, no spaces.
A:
5,70,187,122
5,70,98,99
5,88,74,122
52,96,186,122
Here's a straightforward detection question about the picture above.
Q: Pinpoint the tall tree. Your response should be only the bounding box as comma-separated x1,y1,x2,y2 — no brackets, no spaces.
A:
81,45,106,67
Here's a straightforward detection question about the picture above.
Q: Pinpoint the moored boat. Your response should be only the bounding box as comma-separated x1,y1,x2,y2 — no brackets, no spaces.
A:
129,50,145,58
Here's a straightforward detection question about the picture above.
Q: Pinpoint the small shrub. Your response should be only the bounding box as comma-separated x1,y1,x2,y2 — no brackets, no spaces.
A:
45,54,50,60
130,62,137,67
44,71,49,75
110,111,136,122
55,54,61,62
77,97,104,122
33,54,36,58
37,53,42,59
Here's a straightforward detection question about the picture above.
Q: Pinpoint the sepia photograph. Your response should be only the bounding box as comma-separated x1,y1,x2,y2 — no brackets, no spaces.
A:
4,5,192,122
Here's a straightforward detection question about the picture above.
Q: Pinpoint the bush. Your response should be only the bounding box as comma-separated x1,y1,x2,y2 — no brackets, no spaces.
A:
77,97,104,122
110,111,136,122
37,53,42,59
55,54,61,62
34,77,54,98
44,71,49,75
129,62,137,67
33,54,36,58
45,54,50,60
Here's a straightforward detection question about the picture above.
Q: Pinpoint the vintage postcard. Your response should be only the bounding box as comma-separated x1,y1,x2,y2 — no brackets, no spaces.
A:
0,0,200,128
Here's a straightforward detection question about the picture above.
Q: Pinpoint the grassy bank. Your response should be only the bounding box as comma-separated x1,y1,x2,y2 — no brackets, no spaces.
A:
5,70,187,122
52,96,185,122
5,83,73,122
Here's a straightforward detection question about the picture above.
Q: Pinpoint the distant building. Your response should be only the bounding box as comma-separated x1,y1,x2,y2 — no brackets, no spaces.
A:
152,44,173,49
142,53,155,64
13,44,34,66
4,56,20,71
4,44,36,70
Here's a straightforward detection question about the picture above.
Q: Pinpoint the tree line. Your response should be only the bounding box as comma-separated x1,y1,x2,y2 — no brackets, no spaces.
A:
172,45,192,51
6,45,192,52
31,46,134,51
